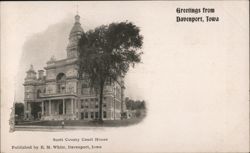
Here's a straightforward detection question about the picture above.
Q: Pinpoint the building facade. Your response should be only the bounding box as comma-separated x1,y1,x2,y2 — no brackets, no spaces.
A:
23,14,126,121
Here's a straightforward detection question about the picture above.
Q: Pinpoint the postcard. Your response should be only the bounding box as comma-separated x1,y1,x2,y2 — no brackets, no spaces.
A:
0,1,249,152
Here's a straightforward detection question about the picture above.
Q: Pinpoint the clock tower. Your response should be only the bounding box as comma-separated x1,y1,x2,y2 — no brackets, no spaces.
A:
67,14,84,59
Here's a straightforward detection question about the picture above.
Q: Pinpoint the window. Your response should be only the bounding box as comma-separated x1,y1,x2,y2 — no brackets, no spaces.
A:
91,112,94,119
90,98,94,102
62,86,66,91
56,73,66,93
81,113,84,119
103,103,107,108
81,83,89,94
84,112,88,118
85,103,89,108
85,99,88,102
82,83,88,88
105,78,112,85
95,104,98,108
81,100,84,109
47,88,52,94
37,90,41,98
103,111,107,118
26,93,30,98
95,98,98,101
95,112,99,119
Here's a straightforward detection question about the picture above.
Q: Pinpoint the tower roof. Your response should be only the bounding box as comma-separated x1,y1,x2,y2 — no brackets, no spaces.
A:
69,14,84,38
67,14,85,58
26,64,36,74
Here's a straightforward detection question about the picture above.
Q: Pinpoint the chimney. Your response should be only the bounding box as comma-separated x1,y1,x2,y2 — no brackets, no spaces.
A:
38,70,44,79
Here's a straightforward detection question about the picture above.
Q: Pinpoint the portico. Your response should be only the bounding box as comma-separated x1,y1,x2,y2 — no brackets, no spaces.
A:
41,97,78,120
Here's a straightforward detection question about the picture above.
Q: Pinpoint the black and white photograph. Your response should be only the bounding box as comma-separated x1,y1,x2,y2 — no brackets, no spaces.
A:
12,5,146,130
1,1,249,153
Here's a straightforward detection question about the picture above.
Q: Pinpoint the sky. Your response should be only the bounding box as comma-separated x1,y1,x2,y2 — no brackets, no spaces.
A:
1,1,249,152
5,2,153,102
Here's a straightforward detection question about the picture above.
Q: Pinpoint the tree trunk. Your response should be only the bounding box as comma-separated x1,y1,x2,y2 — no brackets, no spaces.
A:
98,82,104,123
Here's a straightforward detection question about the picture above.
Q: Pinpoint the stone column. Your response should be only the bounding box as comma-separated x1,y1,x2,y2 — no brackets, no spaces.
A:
114,85,116,120
73,99,75,114
76,99,79,118
41,101,44,115
63,99,65,115
49,100,51,115
24,102,27,119
76,99,78,114
71,99,73,114
28,102,31,119
25,102,30,119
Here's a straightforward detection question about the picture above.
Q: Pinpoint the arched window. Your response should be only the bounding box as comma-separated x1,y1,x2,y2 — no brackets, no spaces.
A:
56,73,66,93
56,73,66,81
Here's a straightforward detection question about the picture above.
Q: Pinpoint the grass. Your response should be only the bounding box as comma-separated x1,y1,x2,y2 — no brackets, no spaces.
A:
16,117,145,127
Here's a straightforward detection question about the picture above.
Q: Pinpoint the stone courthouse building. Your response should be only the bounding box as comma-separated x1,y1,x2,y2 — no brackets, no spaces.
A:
23,14,126,121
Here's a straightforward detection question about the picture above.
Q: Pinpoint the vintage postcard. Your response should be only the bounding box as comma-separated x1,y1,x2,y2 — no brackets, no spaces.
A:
0,1,249,153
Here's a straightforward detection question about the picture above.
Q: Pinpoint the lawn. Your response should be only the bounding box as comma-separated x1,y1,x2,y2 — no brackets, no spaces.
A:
16,117,145,127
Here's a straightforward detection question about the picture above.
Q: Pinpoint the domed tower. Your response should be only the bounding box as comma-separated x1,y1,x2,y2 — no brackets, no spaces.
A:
24,65,37,119
24,64,37,85
24,65,37,100
67,14,84,58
